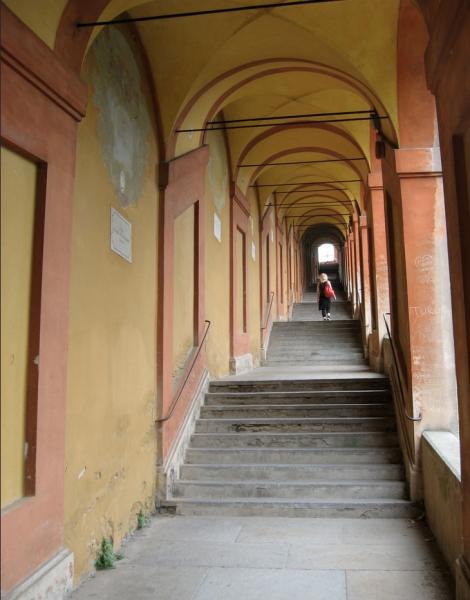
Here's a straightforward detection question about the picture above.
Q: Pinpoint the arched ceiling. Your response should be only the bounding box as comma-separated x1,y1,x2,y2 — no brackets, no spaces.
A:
123,0,400,226
6,0,402,234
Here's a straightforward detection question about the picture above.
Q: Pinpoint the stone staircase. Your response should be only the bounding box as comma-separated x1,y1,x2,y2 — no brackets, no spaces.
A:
264,320,366,367
168,377,418,518
165,285,416,518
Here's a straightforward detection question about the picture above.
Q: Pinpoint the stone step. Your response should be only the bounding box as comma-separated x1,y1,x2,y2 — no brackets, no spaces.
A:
268,343,362,348
173,479,407,500
180,463,405,482
267,346,364,353
270,328,359,336
272,321,358,326
190,431,399,448
271,324,360,330
195,417,396,434
168,498,420,519
204,390,391,406
201,403,393,418
267,336,362,342
271,330,360,337
262,359,368,367
209,378,389,393
265,354,365,362
185,447,403,465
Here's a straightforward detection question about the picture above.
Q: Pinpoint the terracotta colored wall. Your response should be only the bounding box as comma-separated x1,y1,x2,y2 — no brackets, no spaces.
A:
247,191,261,364
381,148,412,385
418,0,470,591
1,6,87,593
2,0,68,48
0,147,38,507
235,229,245,332
64,26,159,582
172,206,195,379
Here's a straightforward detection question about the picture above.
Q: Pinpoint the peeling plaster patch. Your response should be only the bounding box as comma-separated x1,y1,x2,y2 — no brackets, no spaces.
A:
208,133,228,214
89,28,150,208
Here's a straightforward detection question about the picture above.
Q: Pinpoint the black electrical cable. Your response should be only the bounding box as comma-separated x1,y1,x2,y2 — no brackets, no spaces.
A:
77,0,344,28
238,157,366,167
251,179,361,187
176,115,388,133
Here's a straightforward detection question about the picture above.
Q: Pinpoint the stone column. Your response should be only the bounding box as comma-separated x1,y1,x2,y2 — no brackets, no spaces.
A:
395,147,458,435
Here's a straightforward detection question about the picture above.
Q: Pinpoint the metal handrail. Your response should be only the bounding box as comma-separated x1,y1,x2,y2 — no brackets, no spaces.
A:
383,313,422,422
261,291,275,331
156,320,211,424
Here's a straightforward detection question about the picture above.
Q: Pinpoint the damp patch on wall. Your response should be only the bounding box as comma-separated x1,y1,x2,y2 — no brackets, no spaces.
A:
207,131,228,214
89,28,151,208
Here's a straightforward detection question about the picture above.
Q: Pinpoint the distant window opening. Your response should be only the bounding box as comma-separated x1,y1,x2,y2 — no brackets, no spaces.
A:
318,243,335,263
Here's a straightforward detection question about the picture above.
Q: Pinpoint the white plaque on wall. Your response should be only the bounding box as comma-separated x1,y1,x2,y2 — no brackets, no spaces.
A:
271,229,274,242
251,241,256,261
111,207,132,263
214,212,222,242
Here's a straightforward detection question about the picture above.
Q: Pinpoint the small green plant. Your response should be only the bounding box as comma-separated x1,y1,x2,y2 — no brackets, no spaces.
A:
95,538,122,570
137,509,147,530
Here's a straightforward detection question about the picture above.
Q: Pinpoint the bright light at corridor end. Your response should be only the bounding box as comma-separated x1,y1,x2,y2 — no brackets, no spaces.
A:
318,243,335,263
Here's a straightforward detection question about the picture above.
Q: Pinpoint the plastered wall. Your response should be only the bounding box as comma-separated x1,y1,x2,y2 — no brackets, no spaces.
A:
0,147,37,507
64,26,159,582
204,131,231,378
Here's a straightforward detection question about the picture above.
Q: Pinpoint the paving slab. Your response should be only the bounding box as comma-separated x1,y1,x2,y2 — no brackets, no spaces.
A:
70,515,454,600
287,539,444,571
347,570,453,600
194,567,347,600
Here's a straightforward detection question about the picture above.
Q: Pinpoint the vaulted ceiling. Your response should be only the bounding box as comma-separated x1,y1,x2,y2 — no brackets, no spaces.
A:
6,0,402,241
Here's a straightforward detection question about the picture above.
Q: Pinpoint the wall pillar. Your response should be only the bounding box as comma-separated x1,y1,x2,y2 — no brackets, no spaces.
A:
348,230,356,314
0,6,87,595
395,148,457,434
157,146,209,468
381,143,458,498
359,215,372,354
416,1,470,593
352,215,362,317
368,173,390,371
229,186,253,374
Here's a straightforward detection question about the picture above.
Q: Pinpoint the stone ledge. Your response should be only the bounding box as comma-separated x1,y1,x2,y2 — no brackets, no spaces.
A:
422,430,461,481
4,549,73,600
422,430,462,582
230,353,253,375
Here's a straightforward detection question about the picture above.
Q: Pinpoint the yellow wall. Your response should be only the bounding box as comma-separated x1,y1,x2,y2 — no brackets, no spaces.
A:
0,147,38,508
172,206,195,382
204,131,231,378
64,27,158,582
248,191,261,365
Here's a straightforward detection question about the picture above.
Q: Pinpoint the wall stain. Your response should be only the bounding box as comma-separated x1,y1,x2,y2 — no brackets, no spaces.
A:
89,27,151,208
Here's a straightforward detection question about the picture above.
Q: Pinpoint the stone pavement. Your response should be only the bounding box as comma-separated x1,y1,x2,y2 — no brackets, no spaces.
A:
70,515,453,599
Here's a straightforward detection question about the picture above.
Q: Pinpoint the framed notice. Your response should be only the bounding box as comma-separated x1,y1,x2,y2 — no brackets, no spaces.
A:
111,207,132,263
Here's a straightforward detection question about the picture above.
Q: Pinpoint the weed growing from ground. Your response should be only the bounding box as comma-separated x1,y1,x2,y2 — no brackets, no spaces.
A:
95,538,123,570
